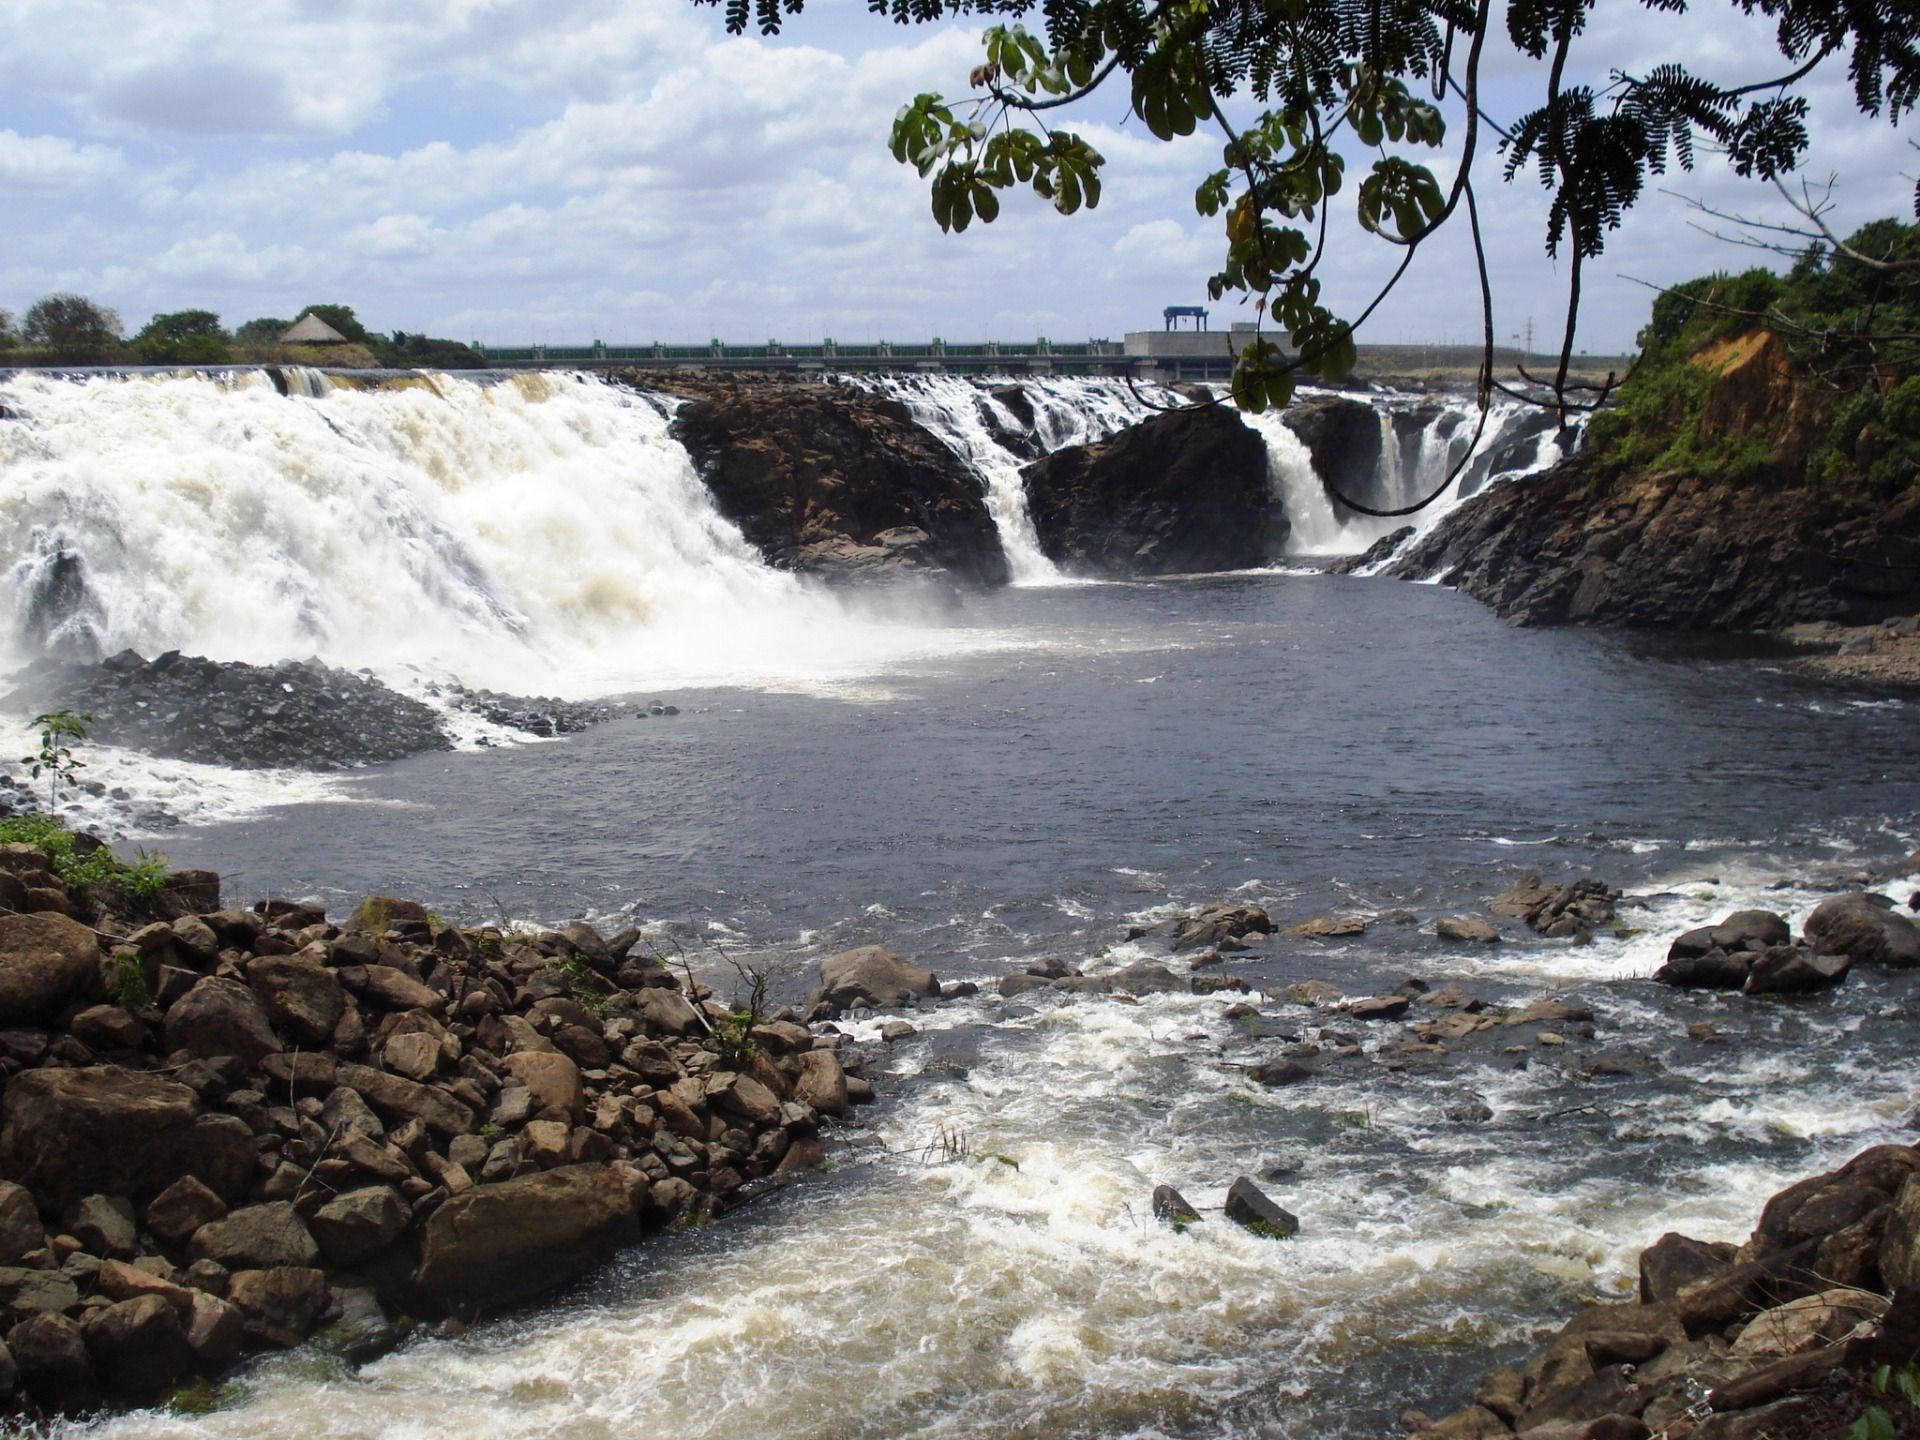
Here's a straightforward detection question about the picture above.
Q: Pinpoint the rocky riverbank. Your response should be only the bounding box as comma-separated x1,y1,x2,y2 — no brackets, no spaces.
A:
0,838,967,1417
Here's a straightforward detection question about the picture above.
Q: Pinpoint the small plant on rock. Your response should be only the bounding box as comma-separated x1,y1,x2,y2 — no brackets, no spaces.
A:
108,949,151,1010
1846,1363,1920,1440
21,709,92,810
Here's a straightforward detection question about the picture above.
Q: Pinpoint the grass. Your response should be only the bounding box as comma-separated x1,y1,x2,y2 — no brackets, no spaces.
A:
0,815,169,908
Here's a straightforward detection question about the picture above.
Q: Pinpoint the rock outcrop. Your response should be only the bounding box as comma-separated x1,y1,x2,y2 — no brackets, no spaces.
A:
656,372,1010,587
0,838,890,1414
1021,404,1284,576
1409,1142,1920,1440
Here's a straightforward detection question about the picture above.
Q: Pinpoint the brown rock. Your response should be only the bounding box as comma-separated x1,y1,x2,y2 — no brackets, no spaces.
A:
1287,914,1368,939
0,1266,81,1317
246,953,346,1045
707,1072,781,1128
226,1266,329,1346
0,912,102,1026
382,1031,442,1081
1881,1172,1920,1292
165,976,282,1066
503,1051,584,1123
0,1183,46,1266
191,1202,320,1270
309,1186,408,1264
1435,916,1499,943
335,1063,475,1137
1639,1232,1736,1303
793,1050,849,1117
413,1163,640,1309
813,945,939,1010
6,1312,93,1410
68,1004,145,1050
1729,1287,1886,1357
0,1066,255,1210
83,1294,192,1400
94,1259,195,1315
182,1289,244,1363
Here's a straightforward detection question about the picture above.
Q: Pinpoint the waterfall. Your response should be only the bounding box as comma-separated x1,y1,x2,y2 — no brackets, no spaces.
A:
851,374,1173,584
0,369,959,696
1244,388,1576,561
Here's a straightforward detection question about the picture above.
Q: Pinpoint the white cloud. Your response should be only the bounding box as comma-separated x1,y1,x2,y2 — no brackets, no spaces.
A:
0,130,125,191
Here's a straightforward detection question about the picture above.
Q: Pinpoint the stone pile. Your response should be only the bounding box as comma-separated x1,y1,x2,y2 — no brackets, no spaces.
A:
0,858,881,1415
1408,1141,1920,1440
1656,895,1919,995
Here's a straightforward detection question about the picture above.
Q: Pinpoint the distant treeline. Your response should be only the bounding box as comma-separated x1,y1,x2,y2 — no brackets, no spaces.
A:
0,296,484,369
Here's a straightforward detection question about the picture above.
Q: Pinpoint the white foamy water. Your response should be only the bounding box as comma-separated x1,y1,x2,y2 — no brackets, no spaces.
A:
1238,389,1571,560
0,369,1020,699
851,374,1177,585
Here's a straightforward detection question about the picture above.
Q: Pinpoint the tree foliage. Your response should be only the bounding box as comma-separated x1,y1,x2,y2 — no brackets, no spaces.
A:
22,293,122,363
132,309,234,365
693,0,1919,419
234,317,293,345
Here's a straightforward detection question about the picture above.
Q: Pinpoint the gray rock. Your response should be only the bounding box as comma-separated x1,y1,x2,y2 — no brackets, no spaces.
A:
811,945,940,1011
1805,893,1920,968
245,954,346,1045
320,1086,385,1139
1654,948,1752,989
226,1266,329,1347
0,1266,81,1318
83,1294,192,1401
1744,944,1851,995
190,1202,320,1271
1224,1176,1298,1238
1151,1184,1202,1227
6,1312,93,1409
1106,961,1186,995
1435,916,1499,943
0,1183,45,1266
413,1164,640,1309
0,912,103,1026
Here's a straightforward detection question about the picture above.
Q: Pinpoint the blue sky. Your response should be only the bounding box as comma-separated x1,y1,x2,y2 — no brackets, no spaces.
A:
0,0,1910,354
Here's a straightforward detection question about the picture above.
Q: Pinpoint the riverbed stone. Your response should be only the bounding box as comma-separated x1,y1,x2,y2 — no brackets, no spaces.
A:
0,912,103,1026
0,1184,45,1266
793,1050,848,1117
812,945,939,1010
1287,914,1368,939
1223,1177,1298,1238
1743,944,1850,995
245,954,346,1045
308,1187,408,1265
226,1267,329,1346
83,1294,192,1400
335,1063,474,1136
1639,1232,1736,1303
165,977,282,1066
183,1289,244,1363
1435,917,1499,943
190,1202,320,1271
1805,892,1920,967
1654,948,1752,989
7,1312,93,1409
503,1050,584,1123
0,1066,255,1209
413,1163,640,1310
63,1195,136,1257
1152,1184,1202,1227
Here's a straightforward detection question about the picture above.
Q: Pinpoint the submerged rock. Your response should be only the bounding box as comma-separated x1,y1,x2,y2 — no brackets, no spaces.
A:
1223,1177,1298,1239
1151,1184,1202,1228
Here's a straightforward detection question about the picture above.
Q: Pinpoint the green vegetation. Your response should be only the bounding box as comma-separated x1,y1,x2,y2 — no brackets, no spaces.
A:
20,708,91,810
712,1010,758,1070
132,310,233,365
0,815,170,909
1583,217,1920,491
543,952,610,1015
1240,1219,1296,1241
108,949,152,1010
699,0,1916,410
22,292,122,363
1845,1362,1920,1440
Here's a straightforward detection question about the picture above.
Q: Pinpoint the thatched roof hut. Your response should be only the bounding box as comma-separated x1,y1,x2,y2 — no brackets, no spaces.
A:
280,314,348,344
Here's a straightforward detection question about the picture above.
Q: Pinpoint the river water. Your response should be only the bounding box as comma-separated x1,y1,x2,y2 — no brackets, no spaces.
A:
68,571,1920,1440
4,368,1913,1439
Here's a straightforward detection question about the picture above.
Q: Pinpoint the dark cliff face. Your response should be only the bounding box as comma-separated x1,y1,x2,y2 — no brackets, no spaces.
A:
1389,451,1920,629
648,373,1010,588
1021,404,1285,576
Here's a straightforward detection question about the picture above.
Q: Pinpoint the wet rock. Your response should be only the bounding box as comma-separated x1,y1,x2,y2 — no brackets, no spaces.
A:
1488,875,1618,936
1435,917,1499,943
997,974,1056,998
0,912,103,1025
1173,903,1277,952
7,1312,94,1410
1151,1184,1202,1227
1805,892,1920,968
1223,1177,1298,1238
226,1267,329,1346
166,977,283,1067
1287,914,1368,939
413,1164,641,1310
1654,948,1753,989
1349,994,1412,1021
1743,943,1850,994
1106,962,1186,996
83,1294,192,1401
1248,1059,1316,1087
1270,980,1343,1006
1639,1232,1737,1303
811,945,940,1011
793,1050,849,1117
183,1289,245,1364
191,1203,321,1271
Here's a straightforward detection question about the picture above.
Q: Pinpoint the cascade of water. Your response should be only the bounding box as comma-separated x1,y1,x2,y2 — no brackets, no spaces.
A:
850,374,1172,585
0,369,966,696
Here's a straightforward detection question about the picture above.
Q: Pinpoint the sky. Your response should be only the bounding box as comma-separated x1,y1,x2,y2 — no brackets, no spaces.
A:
0,0,1911,355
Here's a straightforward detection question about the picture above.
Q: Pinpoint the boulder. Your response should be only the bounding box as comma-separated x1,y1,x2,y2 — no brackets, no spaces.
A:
0,1266,81,1317
1882,1173,1920,1292
707,1072,781,1129
1729,1287,1886,1357
165,976,282,1066
69,1004,145,1050
182,1290,244,1364
226,1267,329,1346
629,986,705,1037
813,946,939,1011
190,1202,321,1270
0,912,102,1026
1151,1184,1202,1227
63,1195,136,1257
1435,917,1499,943
349,895,431,934
382,1030,441,1080
1639,1232,1736,1303
413,1163,641,1310
1488,875,1617,935
503,1050,584,1123
1022,404,1284,576
359,964,442,1012
1174,904,1277,952
93,1259,196,1315
1349,994,1412,1021
0,1183,46,1266
1805,893,1920,968
83,1294,192,1401
1287,915,1368,940
308,1186,408,1265
1223,1176,1298,1238
1711,910,1792,950
793,1050,849,1117
1106,961,1186,995
1743,944,1850,995
0,1066,255,1210
246,954,346,1045
6,1312,93,1410
1248,1060,1316,1087
334,1063,474,1136
1654,948,1752,989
